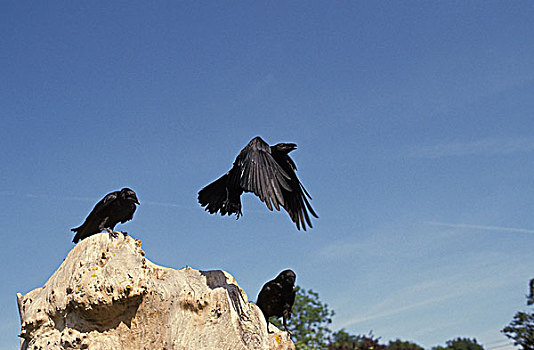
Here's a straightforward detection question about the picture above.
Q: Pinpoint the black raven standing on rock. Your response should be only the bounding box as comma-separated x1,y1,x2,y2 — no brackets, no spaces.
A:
198,136,318,230
71,188,140,243
256,269,296,333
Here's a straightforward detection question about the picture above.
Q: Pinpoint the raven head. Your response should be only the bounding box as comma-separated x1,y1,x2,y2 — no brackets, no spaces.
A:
277,269,296,286
272,143,297,154
120,188,140,205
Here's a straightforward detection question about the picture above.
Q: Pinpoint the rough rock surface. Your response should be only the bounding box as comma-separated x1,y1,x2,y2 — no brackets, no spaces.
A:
17,233,294,350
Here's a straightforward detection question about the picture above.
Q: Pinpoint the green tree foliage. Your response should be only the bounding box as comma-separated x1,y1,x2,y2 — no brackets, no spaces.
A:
431,337,484,350
270,286,335,350
502,278,534,349
267,285,479,350
327,329,385,350
327,329,359,349
386,339,425,350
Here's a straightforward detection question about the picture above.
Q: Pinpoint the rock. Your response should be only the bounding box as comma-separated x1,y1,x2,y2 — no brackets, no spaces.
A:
17,233,295,350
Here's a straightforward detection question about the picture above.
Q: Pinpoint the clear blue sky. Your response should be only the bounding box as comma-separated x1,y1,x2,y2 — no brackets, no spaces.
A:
2,2,534,349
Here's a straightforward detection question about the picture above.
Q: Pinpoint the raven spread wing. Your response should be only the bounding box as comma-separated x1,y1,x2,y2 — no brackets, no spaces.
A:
198,136,317,230
234,137,292,212
271,145,318,231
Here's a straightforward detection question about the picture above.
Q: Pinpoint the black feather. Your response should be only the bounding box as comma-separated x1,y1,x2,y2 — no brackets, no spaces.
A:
256,269,296,333
71,188,140,243
197,136,318,230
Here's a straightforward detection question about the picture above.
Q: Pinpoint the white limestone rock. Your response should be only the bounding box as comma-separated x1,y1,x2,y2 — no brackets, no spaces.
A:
17,233,294,350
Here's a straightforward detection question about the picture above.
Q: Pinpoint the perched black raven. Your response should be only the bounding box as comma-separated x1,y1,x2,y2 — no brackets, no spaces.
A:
71,188,140,243
198,136,318,230
256,269,296,333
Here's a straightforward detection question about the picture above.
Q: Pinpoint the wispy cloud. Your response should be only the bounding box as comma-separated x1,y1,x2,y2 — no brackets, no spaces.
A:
237,73,276,104
484,339,516,350
425,221,534,234
409,320,460,338
409,137,534,158
0,191,189,209
142,200,189,209
0,191,94,202
477,330,517,350
338,291,461,326
337,275,509,329
319,240,366,259
487,345,515,350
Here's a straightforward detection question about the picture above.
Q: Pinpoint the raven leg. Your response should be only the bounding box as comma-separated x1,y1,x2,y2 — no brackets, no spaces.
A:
266,321,273,334
104,228,119,239
283,315,292,335
236,208,242,220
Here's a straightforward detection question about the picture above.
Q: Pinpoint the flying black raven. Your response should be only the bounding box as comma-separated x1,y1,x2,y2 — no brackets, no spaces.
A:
71,188,140,243
198,136,318,230
256,269,296,333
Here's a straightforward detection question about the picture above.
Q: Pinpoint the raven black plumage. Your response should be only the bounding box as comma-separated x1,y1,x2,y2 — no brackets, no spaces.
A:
71,188,140,243
256,269,296,333
198,136,318,230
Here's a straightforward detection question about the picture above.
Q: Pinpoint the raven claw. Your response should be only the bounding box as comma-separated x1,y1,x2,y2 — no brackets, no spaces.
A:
104,228,119,239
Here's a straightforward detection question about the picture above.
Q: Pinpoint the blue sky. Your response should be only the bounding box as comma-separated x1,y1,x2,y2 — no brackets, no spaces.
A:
2,2,534,349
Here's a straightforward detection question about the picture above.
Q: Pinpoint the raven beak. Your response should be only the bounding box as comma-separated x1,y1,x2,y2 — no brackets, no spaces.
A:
136,199,140,205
